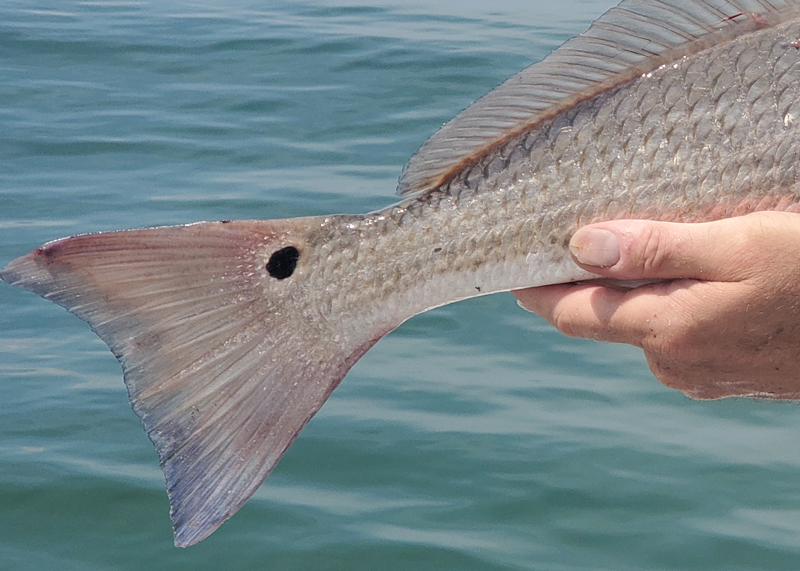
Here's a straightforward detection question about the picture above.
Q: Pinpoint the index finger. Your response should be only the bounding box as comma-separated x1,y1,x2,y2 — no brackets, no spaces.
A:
513,279,697,347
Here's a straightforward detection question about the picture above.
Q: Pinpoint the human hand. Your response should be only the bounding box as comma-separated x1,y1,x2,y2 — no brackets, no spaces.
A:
513,211,800,400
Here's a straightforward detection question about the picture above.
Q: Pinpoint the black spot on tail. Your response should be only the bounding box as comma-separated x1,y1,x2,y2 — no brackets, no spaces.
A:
267,246,300,280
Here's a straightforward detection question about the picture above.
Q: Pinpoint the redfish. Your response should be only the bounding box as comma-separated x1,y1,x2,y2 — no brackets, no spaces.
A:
5,0,800,547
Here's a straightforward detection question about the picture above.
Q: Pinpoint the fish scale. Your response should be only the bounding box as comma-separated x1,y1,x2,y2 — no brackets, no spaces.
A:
4,0,800,547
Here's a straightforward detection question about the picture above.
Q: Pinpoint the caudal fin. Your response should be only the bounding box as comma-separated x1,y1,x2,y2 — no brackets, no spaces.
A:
1,219,383,546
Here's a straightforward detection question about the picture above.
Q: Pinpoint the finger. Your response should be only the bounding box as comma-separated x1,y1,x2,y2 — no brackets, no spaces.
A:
515,212,800,346
512,284,593,323
513,283,663,344
566,213,794,282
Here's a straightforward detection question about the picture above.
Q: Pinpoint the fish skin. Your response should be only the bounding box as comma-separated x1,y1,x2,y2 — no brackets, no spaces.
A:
4,0,800,547
314,16,800,316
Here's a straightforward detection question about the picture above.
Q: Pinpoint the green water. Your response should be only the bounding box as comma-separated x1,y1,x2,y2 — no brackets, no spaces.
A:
2,1,800,569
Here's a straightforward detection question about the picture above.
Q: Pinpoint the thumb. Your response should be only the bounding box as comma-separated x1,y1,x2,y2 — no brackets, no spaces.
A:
568,215,769,282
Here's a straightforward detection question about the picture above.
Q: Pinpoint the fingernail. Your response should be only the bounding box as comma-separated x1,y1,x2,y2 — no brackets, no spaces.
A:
570,228,620,267
516,298,535,313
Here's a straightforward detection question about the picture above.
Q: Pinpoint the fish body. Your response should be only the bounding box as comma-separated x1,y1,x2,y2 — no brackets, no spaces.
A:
4,0,800,547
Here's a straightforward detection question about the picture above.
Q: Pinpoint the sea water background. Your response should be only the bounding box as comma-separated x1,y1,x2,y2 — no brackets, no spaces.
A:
2,0,800,569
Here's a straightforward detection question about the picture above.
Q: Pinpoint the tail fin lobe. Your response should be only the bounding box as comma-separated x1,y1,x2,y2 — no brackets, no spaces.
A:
1,220,381,546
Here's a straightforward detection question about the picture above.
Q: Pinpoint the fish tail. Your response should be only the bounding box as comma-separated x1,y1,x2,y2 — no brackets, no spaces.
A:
0,219,386,546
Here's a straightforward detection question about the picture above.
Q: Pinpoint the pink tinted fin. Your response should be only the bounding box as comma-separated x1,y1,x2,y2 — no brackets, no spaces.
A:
397,0,800,196
0,220,381,547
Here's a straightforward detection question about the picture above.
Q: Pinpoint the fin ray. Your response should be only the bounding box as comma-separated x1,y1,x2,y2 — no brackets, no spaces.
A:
397,0,800,196
0,220,382,547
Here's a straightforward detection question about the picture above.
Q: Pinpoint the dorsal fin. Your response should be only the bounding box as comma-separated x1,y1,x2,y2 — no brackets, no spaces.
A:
397,0,800,197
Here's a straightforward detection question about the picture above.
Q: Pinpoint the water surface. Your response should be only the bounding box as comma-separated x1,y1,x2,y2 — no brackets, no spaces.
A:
2,1,800,570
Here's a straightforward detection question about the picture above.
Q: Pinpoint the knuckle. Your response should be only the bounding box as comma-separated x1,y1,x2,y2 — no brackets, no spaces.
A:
646,356,684,390
643,334,678,362
647,354,736,400
642,316,721,397
641,226,669,273
551,305,603,340
623,224,671,277
681,385,728,400
552,308,582,338
646,354,699,395
641,320,701,363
